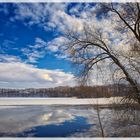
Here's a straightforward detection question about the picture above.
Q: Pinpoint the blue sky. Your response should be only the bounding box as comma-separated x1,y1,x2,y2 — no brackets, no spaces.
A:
0,3,95,88
0,3,72,72
0,3,116,88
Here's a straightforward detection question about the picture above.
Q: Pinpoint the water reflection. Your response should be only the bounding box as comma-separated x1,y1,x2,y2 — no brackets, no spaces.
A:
18,117,92,137
0,105,95,137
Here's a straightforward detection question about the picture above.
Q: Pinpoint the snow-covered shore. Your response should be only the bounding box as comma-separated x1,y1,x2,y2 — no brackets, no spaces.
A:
0,97,122,105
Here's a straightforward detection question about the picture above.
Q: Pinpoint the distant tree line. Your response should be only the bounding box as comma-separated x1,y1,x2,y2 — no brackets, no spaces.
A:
0,84,134,98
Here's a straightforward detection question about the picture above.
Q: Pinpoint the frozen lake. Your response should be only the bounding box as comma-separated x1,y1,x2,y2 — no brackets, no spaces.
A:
0,98,139,137
0,105,111,137
0,97,122,105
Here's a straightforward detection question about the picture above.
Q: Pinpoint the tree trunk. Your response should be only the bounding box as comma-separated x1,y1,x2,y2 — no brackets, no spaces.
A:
110,55,140,104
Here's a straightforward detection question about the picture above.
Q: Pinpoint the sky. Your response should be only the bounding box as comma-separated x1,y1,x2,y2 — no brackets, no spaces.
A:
0,3,135,88
0,3,99,88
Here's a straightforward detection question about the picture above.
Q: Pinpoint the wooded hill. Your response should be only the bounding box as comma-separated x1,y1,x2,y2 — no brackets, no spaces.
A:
0,84,134,98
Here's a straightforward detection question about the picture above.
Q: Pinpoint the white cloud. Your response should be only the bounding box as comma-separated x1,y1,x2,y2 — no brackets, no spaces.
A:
50,10,84,32
47,36,73,60
0,61,76,88
47,36,69,52
11,3,85,32
12,3,68,31
0,54,21,63
22,37,47,63
30,37,47,49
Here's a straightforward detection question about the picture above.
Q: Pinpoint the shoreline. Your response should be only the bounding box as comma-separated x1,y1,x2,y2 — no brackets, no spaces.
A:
0,97,122,106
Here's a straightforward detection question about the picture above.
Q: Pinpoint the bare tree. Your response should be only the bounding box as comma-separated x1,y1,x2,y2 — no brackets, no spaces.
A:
63,3,140,104
103,3,140,44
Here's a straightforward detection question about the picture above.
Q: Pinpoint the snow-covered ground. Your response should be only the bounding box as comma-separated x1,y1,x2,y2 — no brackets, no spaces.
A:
0,97,123,105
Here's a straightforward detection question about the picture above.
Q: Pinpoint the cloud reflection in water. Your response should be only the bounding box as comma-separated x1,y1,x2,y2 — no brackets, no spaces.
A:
0,105,95,137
